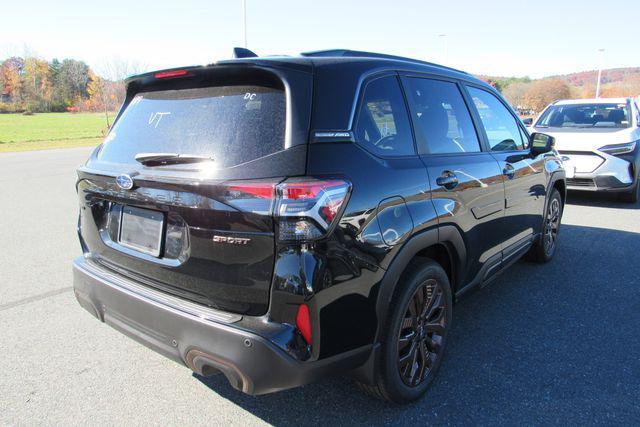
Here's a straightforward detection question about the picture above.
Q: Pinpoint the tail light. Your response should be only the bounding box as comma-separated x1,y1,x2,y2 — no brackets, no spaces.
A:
154,69,190,79
219,177,351,242
222,181,277,215
276,178,351,242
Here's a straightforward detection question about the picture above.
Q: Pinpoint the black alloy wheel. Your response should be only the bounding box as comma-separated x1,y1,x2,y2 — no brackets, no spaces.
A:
397,278,447,387
543,196,561,257
356,259,452,403
527,188,562,263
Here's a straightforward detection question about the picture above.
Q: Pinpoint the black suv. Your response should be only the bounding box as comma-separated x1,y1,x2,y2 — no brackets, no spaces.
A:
74,49,566,403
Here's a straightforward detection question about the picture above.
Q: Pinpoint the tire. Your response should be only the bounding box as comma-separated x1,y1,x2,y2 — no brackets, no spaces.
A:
528,188,563,263
618,179,639,204
357,259,452,403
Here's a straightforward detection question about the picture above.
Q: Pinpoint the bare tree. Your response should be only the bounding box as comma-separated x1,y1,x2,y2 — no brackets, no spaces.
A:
96,56,148,81
58,59,91,102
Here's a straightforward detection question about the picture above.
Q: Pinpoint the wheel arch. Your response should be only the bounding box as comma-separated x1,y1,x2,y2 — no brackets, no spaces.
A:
375,225,465,323
543,173,566,234
350,225,466,385
375,226,464,322
552,176,566,206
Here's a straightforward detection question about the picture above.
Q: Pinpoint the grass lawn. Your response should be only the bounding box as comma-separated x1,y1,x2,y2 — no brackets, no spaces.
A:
0,137,103,153
0,112,114,153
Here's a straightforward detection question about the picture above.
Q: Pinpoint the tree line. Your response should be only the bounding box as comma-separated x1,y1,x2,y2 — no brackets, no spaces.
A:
3,55,639,117
482,70,640,114
0,56,126,114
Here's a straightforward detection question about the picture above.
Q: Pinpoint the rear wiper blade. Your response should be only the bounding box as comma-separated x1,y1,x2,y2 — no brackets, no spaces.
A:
134,152,214,166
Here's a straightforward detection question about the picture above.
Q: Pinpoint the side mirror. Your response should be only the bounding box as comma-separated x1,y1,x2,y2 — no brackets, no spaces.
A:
522,117,533,126
530,132,555,156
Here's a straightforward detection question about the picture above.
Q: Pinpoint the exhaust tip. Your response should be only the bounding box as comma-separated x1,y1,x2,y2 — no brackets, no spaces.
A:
185,348,251,393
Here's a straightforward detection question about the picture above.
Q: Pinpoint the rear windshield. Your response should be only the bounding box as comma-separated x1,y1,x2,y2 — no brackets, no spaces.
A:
536,103,630,129
97,85,286,167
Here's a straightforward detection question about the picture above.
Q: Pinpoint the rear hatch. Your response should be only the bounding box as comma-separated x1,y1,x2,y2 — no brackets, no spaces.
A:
77,63,312,315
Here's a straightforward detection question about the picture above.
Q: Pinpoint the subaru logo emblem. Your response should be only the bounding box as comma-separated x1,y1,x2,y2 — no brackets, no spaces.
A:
116,174,134,190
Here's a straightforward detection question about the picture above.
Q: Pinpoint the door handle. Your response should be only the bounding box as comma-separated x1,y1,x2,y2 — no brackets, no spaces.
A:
503,164,516,179
436,171,459,189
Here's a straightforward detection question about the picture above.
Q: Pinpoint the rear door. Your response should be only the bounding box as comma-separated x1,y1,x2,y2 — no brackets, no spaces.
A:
465,85,547,258
77,66,312,316
401,75,506,286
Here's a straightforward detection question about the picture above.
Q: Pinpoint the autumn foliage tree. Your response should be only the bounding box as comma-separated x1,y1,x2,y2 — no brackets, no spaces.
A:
1,57,24,107
22,58,52,112
502,81,533,109
0,56,125,113
600,75,640,98
523,79,572,112
85,71,125,114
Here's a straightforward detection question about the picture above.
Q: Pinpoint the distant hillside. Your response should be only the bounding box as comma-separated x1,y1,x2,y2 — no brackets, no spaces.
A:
479,67,640,113
550,67,640,87
481,67,640,91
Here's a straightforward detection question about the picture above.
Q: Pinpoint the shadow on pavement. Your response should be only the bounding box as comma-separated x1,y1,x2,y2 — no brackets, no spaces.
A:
195,223,640,425
566,190,639,210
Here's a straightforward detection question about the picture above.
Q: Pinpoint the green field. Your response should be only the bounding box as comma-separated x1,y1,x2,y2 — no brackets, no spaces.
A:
0,112,114,153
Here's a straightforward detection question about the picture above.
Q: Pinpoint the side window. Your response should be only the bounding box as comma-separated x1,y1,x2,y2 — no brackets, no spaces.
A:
355,76,415,156
404,78,481,154
467,87,526,152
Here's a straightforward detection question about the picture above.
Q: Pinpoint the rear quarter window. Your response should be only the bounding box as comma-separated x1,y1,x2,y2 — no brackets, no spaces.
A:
98,85,286,168
354,76,415,157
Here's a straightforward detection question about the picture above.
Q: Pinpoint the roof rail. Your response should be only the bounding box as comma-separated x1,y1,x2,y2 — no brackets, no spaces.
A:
300,49,469,75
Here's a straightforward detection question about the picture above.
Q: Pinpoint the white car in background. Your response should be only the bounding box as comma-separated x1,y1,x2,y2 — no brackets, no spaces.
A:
526,98,640,203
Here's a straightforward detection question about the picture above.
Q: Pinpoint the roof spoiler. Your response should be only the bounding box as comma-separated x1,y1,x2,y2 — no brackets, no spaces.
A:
233,47,258,58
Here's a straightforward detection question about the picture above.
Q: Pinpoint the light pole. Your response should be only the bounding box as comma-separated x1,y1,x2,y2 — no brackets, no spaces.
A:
438,34,448,64
595,48,605,98
241,0,248,48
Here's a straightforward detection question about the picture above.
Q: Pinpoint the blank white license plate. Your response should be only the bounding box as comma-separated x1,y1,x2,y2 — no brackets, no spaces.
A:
119,206,164,257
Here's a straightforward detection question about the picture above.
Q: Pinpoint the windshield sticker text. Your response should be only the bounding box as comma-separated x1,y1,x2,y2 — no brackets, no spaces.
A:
148,112,171,128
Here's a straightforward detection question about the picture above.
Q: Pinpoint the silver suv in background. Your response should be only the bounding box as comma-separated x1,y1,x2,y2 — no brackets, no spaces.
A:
526,98,640,202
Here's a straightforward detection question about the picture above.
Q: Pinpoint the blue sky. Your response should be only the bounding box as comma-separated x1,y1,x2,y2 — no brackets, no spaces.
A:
1,0,637,78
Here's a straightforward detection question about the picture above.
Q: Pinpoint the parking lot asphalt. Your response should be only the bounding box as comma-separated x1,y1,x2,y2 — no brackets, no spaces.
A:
1,147,638,426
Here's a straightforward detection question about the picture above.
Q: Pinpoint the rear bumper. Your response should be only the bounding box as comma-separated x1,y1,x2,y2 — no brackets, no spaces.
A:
72,256,369,395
